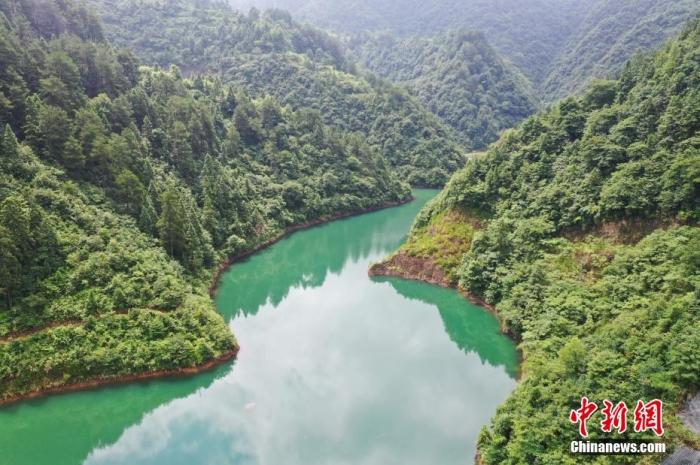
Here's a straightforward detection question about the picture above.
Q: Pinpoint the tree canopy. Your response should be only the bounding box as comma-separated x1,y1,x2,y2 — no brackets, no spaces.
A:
349,29,538,150
84,0,467,186
0,0,410,400
396,17,700,463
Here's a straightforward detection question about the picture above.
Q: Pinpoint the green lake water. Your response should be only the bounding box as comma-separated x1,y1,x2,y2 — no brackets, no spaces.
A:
0,189,518,465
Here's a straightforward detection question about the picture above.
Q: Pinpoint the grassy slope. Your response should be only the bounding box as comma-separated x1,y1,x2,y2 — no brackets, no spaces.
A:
370,209,479,288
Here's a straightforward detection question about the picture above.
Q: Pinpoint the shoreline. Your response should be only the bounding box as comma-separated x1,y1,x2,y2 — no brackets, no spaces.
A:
208,196,414,297
371,239,700,459
0,347,239,407
368,252,495,310
1,196,414,407
369,251,523,372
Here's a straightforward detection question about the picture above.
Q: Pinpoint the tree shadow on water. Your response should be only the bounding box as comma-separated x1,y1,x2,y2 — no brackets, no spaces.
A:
215,191,436,320
374,276,520,379
0,362,232,465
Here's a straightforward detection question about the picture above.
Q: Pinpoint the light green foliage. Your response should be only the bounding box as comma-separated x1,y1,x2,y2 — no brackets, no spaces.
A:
483,228,700,464
421,18,700,238
400,210,478,284
0,302,236,401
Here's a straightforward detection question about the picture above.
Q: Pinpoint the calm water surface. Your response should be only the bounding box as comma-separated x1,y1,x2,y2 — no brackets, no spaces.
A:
0,189,518,465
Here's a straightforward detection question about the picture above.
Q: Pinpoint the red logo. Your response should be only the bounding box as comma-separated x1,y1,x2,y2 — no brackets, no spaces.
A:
569,397,598,437
634,399,664,437
601,400,628,433
570,398,664,437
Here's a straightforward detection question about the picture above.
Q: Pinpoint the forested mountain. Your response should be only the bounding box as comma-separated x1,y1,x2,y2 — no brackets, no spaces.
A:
373,17,700,464
542,0,700,100
349,30,538,149
232,0,699,102
86,0,465,186
229,0,581,86
90,0,697,158
0,0,410,401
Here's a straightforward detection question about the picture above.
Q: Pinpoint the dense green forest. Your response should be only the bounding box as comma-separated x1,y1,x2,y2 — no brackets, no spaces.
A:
90,0,698,155
233,0,698,101
230,0,582,86
1,0,698,463
542,0,700,100
85,0,465,186
0,0,411,400
349,30,538,149
377,17,700,463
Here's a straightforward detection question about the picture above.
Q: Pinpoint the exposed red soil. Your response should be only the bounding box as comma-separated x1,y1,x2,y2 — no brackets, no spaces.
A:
370,252,451,288
561,217,682,244
369,252,495,312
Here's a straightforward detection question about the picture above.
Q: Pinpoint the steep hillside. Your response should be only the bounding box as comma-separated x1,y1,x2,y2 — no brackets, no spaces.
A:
0,0,409,402
372,18,700,464
232,0,699,104
86,0,465,186
349,30,538,149
229,0,582,86
542,0,699,100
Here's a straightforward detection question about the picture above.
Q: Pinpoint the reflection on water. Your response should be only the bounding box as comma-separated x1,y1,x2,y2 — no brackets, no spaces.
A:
0,190,518,465
215,192,420,319
377,277,519,378
0,366,229,465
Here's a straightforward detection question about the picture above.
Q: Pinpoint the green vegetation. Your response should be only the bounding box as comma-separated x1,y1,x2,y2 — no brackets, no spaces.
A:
542,0,699,100
86,0,466,187
1,3,698,462
396,18,700,463
349,30,538,150
0,302,235,400
91,0,697,169
0,0,411,400
231,0,583,86
477,228,700,464
234,0,698,103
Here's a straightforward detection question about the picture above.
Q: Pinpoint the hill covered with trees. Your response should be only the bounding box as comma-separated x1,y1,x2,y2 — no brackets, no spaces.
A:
86,0,465,186
349,29,538,149
232,0,698,103
91,0,697,157
0,0,410,401
541,0,700,100
229,0,582,86
372,17,700,464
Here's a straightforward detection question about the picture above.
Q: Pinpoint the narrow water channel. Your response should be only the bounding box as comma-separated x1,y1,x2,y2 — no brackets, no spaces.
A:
0,189,518,465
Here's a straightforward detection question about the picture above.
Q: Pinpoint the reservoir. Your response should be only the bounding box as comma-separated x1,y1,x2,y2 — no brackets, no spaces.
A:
0,189,518,465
